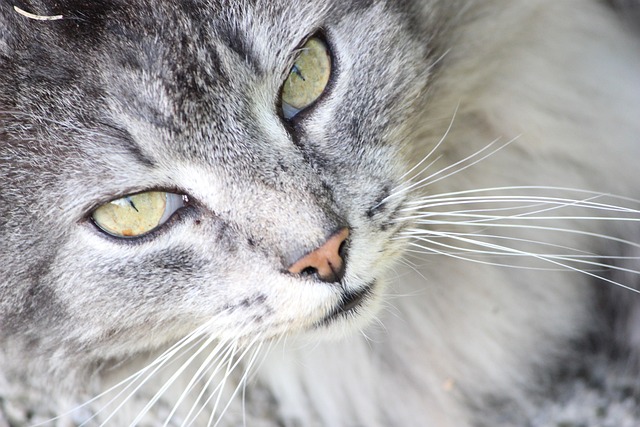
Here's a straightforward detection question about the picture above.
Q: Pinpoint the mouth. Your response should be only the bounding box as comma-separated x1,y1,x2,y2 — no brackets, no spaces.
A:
316,281,376,326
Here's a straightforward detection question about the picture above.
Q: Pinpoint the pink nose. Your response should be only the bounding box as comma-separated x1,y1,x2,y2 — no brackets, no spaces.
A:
287,228,349,283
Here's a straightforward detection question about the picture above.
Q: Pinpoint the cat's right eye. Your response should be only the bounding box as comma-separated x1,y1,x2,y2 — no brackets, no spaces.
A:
280,37,332,120
91,191,186,238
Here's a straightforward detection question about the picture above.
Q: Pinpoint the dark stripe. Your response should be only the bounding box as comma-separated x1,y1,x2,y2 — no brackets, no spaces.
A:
98,121,156,167
216,23,262,75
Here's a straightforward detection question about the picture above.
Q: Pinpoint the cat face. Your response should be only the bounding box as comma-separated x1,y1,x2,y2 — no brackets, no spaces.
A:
0,0,438,366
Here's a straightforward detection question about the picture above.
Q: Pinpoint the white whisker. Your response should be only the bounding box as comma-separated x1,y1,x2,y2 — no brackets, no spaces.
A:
403,185,640,208
400,136,521,202
181,339,240,426
401,195,640,218
60,326,211,427
405,231,640,294
162,337,238,427
212,339,265,427
403,216,640,250
395,102,459,184
128,334,220,427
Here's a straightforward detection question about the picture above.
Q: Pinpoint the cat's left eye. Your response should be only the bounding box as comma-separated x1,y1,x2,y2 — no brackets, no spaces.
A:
280,37,331,120
91,191,186,238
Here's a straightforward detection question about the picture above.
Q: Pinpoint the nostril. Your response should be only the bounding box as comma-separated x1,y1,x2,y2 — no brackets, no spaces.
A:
338,239,347,260
301,266,319,277
287,227,349,283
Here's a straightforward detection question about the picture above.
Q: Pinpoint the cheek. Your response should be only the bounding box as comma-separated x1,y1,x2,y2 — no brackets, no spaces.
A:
54,240,218,322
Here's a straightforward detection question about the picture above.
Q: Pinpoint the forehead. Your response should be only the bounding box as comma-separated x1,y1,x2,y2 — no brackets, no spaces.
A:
2,0,411,120
38,0,332,68
3,1,331,148
2,0,421,172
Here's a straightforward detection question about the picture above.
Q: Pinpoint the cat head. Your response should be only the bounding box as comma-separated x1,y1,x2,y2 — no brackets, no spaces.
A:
0,0,444,371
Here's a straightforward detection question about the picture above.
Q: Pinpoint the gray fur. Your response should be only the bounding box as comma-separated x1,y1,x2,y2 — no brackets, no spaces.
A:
1,0,640,426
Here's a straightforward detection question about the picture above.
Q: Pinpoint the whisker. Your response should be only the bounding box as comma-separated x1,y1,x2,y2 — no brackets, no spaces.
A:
403,185,640,207
373,103,459,211
403,216,640,250
205,338,261,427
401,135,522,202
241,338,276,427
127,334,221,427
415,232,602,260
404,240,558,270
181,340,240,426
405,232,640,294
162,337,237,427
395,102,460,184
39,324,211,427
206,341,239,426
212,339,265,427
401,195,640,218
182,330,264,427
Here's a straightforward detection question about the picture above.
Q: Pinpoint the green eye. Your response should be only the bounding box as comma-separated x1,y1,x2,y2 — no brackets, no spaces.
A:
91,191,186,238
281,37,331,119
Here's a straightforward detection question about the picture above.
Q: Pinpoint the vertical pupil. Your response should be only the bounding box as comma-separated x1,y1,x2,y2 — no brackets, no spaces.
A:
127,197,139,212
292,64,305,81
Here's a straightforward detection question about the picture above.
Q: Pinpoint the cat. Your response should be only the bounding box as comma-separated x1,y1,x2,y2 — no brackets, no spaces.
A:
1,0,640,425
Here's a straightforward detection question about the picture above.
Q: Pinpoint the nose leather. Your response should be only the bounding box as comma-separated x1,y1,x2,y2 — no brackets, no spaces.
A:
287,228,349,283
